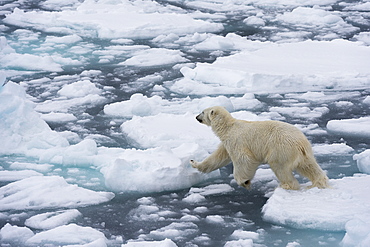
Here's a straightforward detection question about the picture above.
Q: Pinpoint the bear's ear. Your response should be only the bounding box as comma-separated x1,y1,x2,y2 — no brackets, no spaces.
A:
210,109,215,116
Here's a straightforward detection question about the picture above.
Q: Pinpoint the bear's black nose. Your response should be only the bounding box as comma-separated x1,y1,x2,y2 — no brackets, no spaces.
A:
196,115,202,123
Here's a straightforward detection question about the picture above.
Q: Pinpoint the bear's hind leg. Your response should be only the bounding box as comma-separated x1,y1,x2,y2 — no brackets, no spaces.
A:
296,159,329,189
270,164,300,190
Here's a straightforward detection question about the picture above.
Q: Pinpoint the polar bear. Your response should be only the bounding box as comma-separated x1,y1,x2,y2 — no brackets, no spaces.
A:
190,106,329,190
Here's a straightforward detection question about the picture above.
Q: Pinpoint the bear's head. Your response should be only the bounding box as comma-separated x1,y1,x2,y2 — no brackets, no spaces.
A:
195,106,233,127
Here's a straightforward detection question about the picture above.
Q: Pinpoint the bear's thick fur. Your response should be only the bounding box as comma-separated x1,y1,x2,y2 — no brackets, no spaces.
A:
190,106,329,190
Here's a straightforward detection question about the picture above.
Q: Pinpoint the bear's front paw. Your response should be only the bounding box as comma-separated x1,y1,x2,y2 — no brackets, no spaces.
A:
190,159,199,168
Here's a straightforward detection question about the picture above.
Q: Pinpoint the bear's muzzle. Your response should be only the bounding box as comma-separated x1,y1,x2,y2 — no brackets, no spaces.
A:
196,114,203,123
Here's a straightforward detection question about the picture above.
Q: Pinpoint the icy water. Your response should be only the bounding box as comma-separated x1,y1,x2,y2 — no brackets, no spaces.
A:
1,0,370,246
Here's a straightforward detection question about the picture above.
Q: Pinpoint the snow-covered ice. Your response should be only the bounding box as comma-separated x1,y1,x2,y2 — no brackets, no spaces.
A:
262,175,370,231
1,0,370,246
0,176,114,211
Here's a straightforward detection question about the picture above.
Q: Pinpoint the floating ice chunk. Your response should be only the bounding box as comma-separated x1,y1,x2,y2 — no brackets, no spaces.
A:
0,223,34,245
341,215,370,247
188,184,234,196
224,239,253,247
147,222,198,241
312,143,354,156
40,112,77,123
244,16,265,26
45,34,82,44
0,37,62,72
172,40,370,94
0,170,43,182
121,112,218,150
327,117,370,137
262,175,370,231
206,215,224,224
363,96,370,105
269,106,329,119
119,48,188,67
25,223,108,246
276,7,358,38
182,193,206,204
35,94,106,113
0,82,69,155
0,176,114,211
58,80,102,98
230,229,259,240
0,51,63,72
353,150,370,174
25,209,82,230
123,239,178,247
104,93,261,118
102,144,220,193
10,161,54,173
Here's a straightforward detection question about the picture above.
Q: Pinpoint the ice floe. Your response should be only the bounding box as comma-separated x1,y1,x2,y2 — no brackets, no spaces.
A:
262,175,370,231
327,117,370,137
0,82,69,155
0,176,114,211
25,223,108,246
24,209,82,230
3,1,223,39
171,40,370,95
353,150,370,174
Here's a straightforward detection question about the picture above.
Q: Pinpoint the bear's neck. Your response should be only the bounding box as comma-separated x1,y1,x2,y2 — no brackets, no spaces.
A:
211,115,235,139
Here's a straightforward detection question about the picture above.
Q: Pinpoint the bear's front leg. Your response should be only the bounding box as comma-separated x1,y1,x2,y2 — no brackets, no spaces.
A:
190,143,231,173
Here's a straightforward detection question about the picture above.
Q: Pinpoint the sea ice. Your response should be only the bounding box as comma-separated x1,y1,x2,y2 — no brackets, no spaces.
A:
25,223,108,246
122,239,178,247
0,37,62,72
276,7,358,39
0,176,114,211
0,223,34,245
0,170,42,182
145,222,198,241
57,79,102,98
121,112,218,150
353,150,370,174
341,215,370,247
262,175,370,231
119,48,188,67
327,117,370,137
3,1,223,39
104,93,262,118
312,143,354,156
24,209,82,230
0,81,69,155
171,40,370,95
101,144,220,193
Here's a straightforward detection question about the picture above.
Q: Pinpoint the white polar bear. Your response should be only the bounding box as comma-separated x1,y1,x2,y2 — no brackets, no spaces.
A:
190,106,329,190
